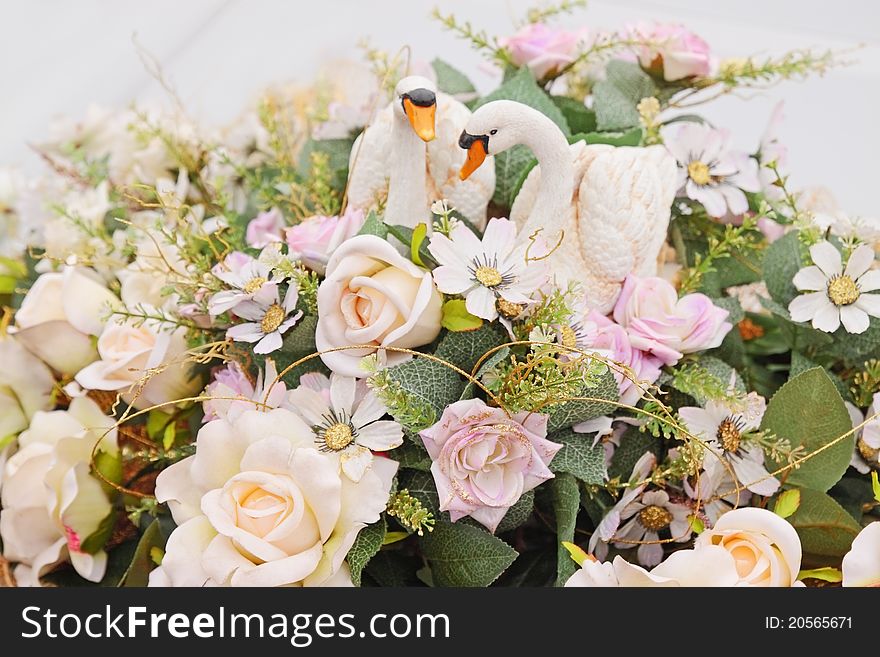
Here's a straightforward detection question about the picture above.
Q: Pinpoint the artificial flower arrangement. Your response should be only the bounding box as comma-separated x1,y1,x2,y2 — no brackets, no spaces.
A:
1,2,879,589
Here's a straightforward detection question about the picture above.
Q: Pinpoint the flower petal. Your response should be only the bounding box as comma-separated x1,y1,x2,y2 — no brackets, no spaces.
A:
810,241,842,278
855,293,880,319
356,421,404,451
857,269,880,293
465,286,497,320
845,244,875,280
840,304,870,334
788,291,829,323
842,522,880,587
811,302,841,333
792,266,827,292
330,374,357,416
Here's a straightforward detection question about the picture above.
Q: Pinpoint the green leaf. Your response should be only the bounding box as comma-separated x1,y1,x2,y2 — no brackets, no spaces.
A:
418,521,517,587
762,231,804,306
773,488,801,519
593,60,657,131
440,299,483,332
561,541,588,567
357,210,389,239
608,427,661,480
384,357,462,430
786,488,861,557
474,68,570,207
546,368,619,432
120,516,175,587
711,296,745,325
548,428,607,484
162,422,176,450
790,351,851,401
0,275,16,295
873,471,880,503
434,322,508,373
391,438,433,471
798,567,843,583
431,58,477,99
496,489,534,534
347,518,386,586
551,96,597,134
761,367,855,491
818,318,880,365
410,223,428,266
570,127,643,147
363,551,423,587
551,473,580,586
146,410,172,441
257,314,326,384
93,448,122,486
297,137,353,193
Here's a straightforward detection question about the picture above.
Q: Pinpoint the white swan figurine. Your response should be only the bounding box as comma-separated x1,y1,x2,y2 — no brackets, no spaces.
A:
459,99,678,313
346,75,495,231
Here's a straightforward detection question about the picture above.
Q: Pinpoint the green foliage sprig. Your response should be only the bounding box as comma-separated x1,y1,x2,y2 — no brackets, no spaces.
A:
678,213,760,294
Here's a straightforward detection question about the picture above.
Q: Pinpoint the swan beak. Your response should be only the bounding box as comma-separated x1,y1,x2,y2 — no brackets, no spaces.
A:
403,98,436,142
459,138,487,181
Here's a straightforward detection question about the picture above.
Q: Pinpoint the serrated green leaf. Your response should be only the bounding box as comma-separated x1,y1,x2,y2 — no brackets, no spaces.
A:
761,367,854,492
392,438,433,471
548,428,607,484
434,322,508,372
593,60,657,131
496,489,534,534
786,488,861,557
474,68,570,207
364,550,423,587
418,521,517,587
431,58,477,99
347,518,386,586
546,368,619,432
551,473,580,586
773,488,801,519
711,296,744,325
440,299,483,332
817,318,880,365
357,210,389,238
789,351,851,401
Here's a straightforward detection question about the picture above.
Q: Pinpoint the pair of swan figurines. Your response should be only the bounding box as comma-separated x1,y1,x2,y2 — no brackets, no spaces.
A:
346,75,678,313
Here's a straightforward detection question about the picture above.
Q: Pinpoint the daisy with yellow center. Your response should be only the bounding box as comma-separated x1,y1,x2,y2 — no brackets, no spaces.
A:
287,372,404,482
428,217,548,321
208,252,278,317
788,241,880,334
225,285,302,354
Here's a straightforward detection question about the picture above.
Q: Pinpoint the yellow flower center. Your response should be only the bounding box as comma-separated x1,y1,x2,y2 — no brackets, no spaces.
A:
716,417,742,453
827,275,860,307
497,299,524,318
260,303,286,333
560,325,578,349
323,422,354,451
687,160,712,186
474,266,503,288
243,276,267,294
638,505,673,531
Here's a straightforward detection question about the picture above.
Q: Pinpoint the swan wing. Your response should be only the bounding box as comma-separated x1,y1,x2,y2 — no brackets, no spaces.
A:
345,105,393,211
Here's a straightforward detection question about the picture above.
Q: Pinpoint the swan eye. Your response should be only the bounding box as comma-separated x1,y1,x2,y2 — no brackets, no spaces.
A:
490,129,498,135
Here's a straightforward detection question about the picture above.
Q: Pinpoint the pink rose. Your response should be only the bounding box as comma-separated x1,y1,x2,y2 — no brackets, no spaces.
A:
420,399,561,532
499,23,585,80
245,208,285,248
612,275,732,365
584,311,663,406
285,206,365,275
627,22,715,81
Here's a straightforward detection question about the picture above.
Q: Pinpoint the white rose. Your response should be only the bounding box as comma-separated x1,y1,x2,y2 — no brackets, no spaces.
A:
565,547,741,587
315,235,442,376
696,507,802,586
0,397,117,586
150,408,397,587
75,316,200,410
14,267,118,374
842,522,880,587
0,336,55,443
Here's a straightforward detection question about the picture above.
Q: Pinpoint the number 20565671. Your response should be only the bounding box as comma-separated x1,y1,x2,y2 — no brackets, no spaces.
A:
765,617,852,629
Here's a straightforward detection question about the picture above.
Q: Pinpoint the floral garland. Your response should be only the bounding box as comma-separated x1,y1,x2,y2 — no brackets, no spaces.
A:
0,2,878,589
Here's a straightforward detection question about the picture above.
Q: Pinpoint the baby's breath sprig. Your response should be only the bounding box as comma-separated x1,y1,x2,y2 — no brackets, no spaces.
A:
385,489,435,536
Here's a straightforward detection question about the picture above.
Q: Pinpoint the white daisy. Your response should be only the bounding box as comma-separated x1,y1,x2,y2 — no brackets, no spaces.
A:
208,251,278,316
846,395,880,474
428,217,548,321
613,489,692,567
225,284,302,354
287,372,404,481
663,122,761,218
679,398,780,497
788,242,880,334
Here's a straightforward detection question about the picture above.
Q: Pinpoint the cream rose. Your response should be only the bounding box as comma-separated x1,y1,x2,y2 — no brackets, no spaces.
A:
75,315,200,410
842,522,880,587
696,507,802,586
14,266,118,374
150,408,397,587
0,397,117,586
315,235,442,376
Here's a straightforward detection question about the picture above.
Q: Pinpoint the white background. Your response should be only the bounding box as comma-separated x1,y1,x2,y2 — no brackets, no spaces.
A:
1,0,878,214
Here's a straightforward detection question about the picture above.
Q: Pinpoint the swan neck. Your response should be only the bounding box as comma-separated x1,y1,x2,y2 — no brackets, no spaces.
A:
517,114,572,232
386,114,428,229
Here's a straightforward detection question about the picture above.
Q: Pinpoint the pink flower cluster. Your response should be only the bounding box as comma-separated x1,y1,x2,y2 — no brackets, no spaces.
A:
499,23,587,80
627,22,715,81
581,274,732,405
